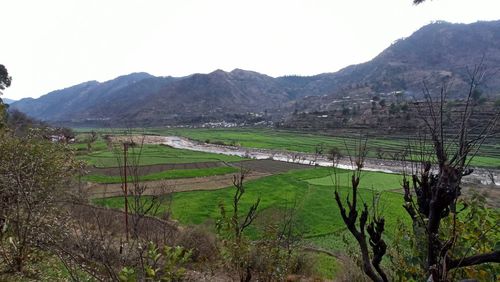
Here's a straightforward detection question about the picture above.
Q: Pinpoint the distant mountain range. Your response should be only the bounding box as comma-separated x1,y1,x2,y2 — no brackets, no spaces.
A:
1,98,16,104
11,20,500,126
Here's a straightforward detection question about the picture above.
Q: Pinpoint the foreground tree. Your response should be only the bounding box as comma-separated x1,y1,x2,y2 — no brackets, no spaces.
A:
0,132,80,272
400,68,499,280
217,172,260,282
334,140,388,282
0,65,11,96
0,64,12,129
335,64,499,281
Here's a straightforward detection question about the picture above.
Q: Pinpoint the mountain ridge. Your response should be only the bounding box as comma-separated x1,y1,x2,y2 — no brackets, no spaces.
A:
11,20,500,126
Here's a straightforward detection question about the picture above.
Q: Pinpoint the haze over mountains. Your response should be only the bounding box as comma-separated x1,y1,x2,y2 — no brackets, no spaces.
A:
1,98,16,104
11,20,500,126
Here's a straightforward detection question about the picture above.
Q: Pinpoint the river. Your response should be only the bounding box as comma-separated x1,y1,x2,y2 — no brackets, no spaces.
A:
162,136,499,186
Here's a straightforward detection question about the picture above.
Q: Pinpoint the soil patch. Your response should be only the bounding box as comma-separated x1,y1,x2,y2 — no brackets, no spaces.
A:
228,159,311,174
88,171,270,198
88,161,227,176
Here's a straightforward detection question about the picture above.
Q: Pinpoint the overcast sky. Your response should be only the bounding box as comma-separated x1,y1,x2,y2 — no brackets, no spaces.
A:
2,0,499,100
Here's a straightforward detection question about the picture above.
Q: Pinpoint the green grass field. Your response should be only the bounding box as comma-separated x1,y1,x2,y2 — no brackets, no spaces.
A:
75,140,244,168
75,128,500,168
305,170,403,191
83,166,239,183
95,167,406,250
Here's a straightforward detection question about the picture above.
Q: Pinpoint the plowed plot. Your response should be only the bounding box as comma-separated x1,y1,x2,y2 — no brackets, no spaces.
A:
88,161,226,176
229,159,311,174
88,171,270,198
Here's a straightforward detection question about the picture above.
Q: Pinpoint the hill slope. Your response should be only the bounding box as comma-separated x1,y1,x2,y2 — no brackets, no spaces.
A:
1,98,16,104
11,20,500,125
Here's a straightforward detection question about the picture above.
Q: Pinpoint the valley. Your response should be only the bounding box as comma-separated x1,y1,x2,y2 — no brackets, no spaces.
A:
74,126,499,280
2,14,500,282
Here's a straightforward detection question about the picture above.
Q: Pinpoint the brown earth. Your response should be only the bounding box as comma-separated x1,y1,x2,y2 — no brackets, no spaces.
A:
88,159,312,198
229,159,311,174
88,161,227,176
87,171,271,198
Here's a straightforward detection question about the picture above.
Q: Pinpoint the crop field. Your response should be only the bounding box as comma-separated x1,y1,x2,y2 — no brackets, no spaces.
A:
82,166,239,183
74,139,244,168
95,167,407,250
78,128,499,280
144,128,500,168
74,127,500,168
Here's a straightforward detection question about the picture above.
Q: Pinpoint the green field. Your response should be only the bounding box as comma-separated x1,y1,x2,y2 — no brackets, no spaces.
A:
160,128,499,168
75,128,500,168
82,166,239,183
306,170,403,191
95,167,406,250
75,140,244,168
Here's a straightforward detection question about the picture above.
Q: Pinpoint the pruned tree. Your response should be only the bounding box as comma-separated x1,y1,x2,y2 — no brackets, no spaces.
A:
401,64,499,280
334,139,388,282
335,62,500,281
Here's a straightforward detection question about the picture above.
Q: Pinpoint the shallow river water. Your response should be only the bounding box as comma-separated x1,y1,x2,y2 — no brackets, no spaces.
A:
162,136,499,186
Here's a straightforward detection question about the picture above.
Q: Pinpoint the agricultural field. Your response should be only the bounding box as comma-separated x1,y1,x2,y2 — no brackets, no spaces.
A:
95,167,407,250
75,128,499,280
76,140,244,168
77,127,500,168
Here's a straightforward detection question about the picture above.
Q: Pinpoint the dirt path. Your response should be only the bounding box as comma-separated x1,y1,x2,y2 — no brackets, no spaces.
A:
88,171,271,198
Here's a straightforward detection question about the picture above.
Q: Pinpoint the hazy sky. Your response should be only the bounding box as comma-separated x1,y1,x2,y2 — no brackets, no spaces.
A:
2,0,499,100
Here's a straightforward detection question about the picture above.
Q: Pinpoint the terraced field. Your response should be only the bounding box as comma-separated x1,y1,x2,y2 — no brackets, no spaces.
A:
76,139,244,168
147,128,500,168
95,167,407,250
77,128,499,280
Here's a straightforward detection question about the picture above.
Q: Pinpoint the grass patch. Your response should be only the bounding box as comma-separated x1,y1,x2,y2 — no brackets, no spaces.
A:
75,142,244,168
95,168,407,247
311,252,341,280
305,170,403,191
83,166,239,183
74,128,500,168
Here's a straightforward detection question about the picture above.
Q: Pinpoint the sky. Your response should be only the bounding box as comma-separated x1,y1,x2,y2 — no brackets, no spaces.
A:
1,0,499,100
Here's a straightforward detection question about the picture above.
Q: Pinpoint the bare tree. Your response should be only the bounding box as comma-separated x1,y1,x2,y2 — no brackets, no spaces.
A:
334,139,388,282
401,64,499,280
335,63,499,281
217,171,260,282
114,134,174,241
87,130,98,152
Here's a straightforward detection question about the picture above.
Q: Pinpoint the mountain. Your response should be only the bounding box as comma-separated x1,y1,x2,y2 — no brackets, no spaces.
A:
288,20,500,111
125,69,289,122
11,20,500,126
11,70,288,125
1,98,16,104
12,72,172,122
